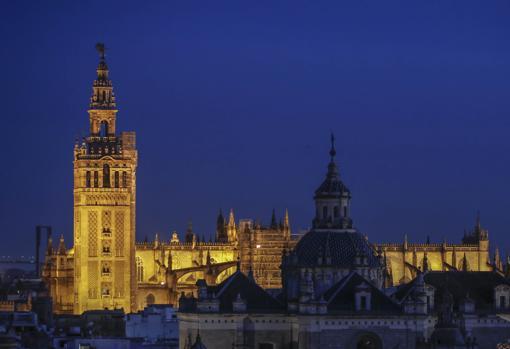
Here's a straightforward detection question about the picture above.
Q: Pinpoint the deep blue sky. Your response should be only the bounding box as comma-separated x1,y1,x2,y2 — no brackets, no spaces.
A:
1,1,510,257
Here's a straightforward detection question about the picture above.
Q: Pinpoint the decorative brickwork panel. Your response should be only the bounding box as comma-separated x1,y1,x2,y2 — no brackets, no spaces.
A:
114,261,124,297
102,210,111,229
115,212,124,257
88,261,98,299
85,194,127,206
88,211,98,257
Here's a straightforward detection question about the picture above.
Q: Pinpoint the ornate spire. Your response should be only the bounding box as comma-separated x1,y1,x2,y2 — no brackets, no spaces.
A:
462,253,469,271
474,210,488,240
326,133,339,178
216,209,227,242
329,132,336,161
270,209,277,229
495,247,503,271
90,43,116,110
228,209,235,227
185,220,194,243
58,234,67,255
422,252,429,272
462,211,488,244
87,43,118,138
46,235,53,256
313,133,352,230
227,209,236,242
284,208,289,228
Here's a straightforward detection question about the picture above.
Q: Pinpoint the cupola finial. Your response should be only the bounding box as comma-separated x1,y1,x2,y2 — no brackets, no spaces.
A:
329,132,336,161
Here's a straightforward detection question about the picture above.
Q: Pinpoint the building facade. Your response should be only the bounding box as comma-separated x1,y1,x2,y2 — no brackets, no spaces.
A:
376,214,492,286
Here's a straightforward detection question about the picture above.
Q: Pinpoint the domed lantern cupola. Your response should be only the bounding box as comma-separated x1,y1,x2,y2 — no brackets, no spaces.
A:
313,134,352,230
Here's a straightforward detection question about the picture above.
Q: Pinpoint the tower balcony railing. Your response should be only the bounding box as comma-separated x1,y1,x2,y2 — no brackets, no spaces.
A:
80,187,129,193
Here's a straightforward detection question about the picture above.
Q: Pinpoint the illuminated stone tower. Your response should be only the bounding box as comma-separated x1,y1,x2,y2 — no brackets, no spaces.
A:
73,44,137,314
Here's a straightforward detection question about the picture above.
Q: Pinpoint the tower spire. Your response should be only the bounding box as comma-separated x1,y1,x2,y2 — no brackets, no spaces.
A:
58,234,67,255
185,220,194,244
313,133,352,230
270,209,278,229
462,253,469,271
90,43,116,110
71,44,138,314
495,247,502,271
227,209,237,242
326,133,339,178
422,252,429,272
216,209,227,242
46,235,53,256
89,43,117,137
329,132,336,161
229,209,235,227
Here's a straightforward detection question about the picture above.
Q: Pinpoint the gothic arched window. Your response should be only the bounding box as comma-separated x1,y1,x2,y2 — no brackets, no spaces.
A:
333,206,339,218
136,257,144,282
86,171,91,188
114,171,119,188
322,206,328,219
103,164,110,188
94,171,99,188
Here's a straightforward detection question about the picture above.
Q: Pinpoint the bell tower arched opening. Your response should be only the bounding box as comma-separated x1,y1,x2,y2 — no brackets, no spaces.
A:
100,120,109,137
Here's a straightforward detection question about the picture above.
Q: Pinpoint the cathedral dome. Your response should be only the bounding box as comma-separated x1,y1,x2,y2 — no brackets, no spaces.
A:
292,230,380,268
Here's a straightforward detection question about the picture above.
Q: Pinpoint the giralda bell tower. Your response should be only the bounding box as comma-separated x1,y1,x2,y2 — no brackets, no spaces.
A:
73,44,137,314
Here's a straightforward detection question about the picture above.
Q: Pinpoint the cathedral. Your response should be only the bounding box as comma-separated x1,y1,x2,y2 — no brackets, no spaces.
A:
43,46,507,319
42,46,295,315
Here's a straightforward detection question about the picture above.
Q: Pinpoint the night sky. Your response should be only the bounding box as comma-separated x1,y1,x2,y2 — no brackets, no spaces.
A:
2,1,510,257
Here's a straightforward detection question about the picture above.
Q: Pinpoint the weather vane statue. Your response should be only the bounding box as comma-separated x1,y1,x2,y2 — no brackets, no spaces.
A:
95,42,106,59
